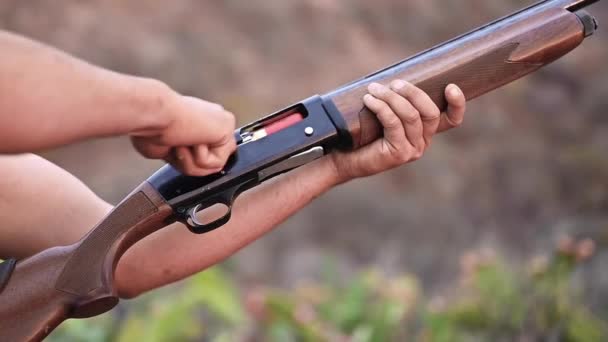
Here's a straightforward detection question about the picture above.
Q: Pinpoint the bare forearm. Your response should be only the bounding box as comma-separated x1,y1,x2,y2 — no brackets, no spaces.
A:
115,156,340,297
0,153,339,297
0,31,171,153
0,154,111,258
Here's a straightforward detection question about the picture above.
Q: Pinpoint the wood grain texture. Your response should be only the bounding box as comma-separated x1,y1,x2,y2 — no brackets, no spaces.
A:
0,182,173,341
326,7,585,148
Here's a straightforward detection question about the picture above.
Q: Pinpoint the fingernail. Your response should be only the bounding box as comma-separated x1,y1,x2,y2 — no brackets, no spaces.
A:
391,80,406,90
363,94,374,102
368,82,383,93
448,84,461,97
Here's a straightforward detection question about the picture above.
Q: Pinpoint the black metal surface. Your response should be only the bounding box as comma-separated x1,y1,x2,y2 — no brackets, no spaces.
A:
148,95,346,232
567,0,601,12
184,183,246,234
0,258,16,294
321,96,354,150
575,10,599,36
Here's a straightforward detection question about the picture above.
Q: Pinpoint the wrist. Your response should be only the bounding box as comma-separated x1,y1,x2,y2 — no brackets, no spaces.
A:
120,76,177,136
325,152,354,186
269,154,342,207
314,154,348,187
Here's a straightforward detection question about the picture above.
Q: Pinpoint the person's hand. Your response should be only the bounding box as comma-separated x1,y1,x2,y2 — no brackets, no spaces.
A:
329,80,466,183
131,90,236,177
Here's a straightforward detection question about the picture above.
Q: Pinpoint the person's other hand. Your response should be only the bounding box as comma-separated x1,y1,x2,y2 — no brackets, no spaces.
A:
131,90,236,177
329,80,466,183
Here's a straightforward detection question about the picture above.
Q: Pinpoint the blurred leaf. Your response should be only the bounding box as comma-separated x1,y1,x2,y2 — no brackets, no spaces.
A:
48,313,114,342
186,267,245,325
44,247,608,342
566,308,606,342
268,320,297,342
115,317,146,342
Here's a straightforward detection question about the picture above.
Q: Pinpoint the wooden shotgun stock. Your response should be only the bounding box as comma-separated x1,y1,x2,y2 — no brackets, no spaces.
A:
0,183,174,341
0,0,601,340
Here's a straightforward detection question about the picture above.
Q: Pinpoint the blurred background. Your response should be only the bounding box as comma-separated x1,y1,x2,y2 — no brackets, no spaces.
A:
2,0,608,340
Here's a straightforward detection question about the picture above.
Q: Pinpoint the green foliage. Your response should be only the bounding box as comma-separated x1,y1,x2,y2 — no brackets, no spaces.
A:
48,315,115,342
49,268,245,342
424,249,607,342
253,271,419,342
48,238,607,342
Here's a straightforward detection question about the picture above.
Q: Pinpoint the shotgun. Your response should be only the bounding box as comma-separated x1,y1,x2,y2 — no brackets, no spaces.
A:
0,0,602,340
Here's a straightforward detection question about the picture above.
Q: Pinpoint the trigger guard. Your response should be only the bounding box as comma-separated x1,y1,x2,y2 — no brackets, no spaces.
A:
181,178,258,234
186,202,233,234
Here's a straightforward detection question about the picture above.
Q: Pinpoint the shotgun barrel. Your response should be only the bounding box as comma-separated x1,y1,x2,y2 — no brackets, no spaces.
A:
325,0,601,147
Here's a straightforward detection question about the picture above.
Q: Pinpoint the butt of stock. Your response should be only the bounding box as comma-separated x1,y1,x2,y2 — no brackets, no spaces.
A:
0,183,174,341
